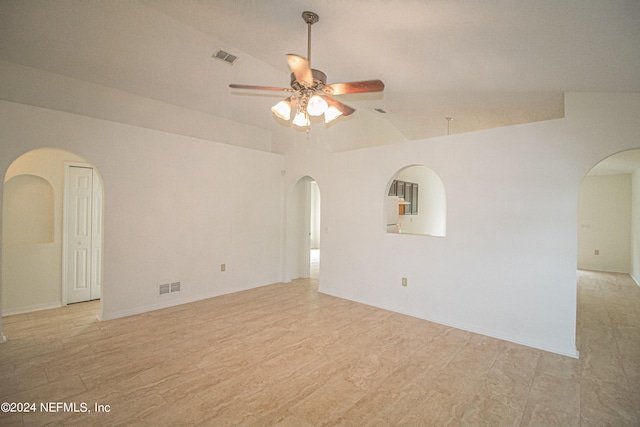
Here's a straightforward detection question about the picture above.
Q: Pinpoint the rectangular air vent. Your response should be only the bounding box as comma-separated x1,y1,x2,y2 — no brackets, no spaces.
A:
170,282,181,293
213,49,237,65
159,281,181,296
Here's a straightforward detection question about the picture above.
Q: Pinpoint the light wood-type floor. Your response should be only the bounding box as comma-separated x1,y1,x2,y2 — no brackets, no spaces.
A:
1,270,639,426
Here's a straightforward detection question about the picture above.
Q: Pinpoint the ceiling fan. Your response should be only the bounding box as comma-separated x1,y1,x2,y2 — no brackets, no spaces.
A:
229,11,384,131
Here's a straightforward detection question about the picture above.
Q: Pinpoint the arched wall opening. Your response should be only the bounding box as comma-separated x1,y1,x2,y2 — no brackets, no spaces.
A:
285,175,321,282
1,148,104,316
385,165,446,237
577,149,640,282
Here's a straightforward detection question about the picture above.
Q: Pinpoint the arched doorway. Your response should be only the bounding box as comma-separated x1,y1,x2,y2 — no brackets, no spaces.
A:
575,148,640,381
285,176,321,281
577,149,640,278
1,148,104,316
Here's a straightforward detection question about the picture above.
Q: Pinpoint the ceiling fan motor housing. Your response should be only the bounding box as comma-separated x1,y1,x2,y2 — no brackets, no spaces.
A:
290,69,327,91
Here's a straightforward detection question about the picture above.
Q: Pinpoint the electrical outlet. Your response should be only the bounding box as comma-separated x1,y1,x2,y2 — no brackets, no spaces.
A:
402,277,407,287
594,250,599,255
221,263,226,272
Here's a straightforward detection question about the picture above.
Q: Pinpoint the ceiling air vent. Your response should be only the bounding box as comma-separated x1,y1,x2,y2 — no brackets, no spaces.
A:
213,49,237,65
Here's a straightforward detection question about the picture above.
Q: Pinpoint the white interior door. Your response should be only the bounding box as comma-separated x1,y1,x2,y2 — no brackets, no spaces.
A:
65,166,94,304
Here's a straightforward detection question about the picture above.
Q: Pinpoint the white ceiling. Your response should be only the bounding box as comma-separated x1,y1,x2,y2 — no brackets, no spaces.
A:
0,0,639,146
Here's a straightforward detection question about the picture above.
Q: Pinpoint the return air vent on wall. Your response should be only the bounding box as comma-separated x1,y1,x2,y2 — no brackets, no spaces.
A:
159,281,181,296
213,49,237,64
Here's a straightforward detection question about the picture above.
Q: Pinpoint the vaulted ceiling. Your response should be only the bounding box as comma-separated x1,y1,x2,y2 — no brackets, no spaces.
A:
1,0,639,150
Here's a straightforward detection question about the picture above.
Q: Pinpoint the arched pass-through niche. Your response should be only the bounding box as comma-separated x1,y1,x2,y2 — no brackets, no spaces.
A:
3,174,54,245
385,165,446,237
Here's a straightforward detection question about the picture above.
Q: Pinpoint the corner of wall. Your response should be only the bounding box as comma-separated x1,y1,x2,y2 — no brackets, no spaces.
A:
632,170,640,286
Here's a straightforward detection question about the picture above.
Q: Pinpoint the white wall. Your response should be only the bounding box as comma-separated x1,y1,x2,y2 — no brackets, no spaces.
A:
2,92,639,357
283,93,640,357
577,174,632,273
2,148,86,314
310,181,321,249
632,170,640,285
0,100,284,322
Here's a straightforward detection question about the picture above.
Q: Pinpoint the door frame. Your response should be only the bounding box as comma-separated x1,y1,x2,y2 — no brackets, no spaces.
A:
302,179,312,278
284,176,321,282
62,162,103,305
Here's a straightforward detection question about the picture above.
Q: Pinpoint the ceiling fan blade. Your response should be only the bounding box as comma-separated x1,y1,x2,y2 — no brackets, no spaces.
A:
229,84,292,92
324,95,355,116
322,80,385,95
286,54,313,86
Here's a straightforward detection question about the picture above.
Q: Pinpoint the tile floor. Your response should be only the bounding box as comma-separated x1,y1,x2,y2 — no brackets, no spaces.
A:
310,249,319,279
0,270,638,426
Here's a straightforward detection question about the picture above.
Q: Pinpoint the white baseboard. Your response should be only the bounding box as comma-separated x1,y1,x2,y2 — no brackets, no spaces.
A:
319,287,579,359
102,293,210,321
579,268,640,287
577,265,630,274
2,302,63,317
101,282,276,321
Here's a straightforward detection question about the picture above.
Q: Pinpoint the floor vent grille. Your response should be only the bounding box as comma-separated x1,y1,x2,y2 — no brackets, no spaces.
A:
159,283,170,295
159,282,181,296
170,282,181,293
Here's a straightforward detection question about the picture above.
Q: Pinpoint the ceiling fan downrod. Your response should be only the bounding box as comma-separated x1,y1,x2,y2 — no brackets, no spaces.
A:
302,11,319,64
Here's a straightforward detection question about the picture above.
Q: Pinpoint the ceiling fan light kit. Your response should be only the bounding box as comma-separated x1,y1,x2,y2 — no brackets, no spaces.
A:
271,98,292,121
230,11,384,132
